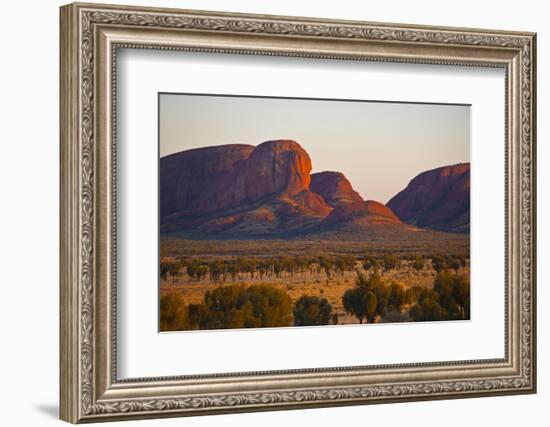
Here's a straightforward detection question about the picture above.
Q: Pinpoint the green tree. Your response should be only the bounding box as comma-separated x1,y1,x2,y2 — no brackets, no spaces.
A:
160,260,182,282
293,295,333,326
208,259,226,282
318,256,335,279
412,255,424,271
193,284,293,330
364,291,378,323
370,276,390,318
448,257,462,273
187,303,207,329
355,270,370,288
228,261,240,281
431,255,446,273
362,257,379,272
405,285,424,306
410,271,470,321
357,271,399,319
343,271,393,323
363,259,372,271
196,265,208,281
160,262,170,280
335,255,356,275
382,254,399,272
433,270,470,320
409,289,445,321
343,287,377,324
387,282,406,312
160,293,191,331
452,274,470,318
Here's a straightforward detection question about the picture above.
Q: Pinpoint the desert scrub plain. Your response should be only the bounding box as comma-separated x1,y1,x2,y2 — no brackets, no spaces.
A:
159,237,470,330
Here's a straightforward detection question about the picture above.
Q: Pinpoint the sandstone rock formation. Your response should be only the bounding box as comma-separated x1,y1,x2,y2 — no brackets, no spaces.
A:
160,140,331,236
308,171,403,238
387,163,470,233
244,140,312,200
160,140,469,239
310,171,363,207
363,200,402,223
160,144,253,219
315,199,401,233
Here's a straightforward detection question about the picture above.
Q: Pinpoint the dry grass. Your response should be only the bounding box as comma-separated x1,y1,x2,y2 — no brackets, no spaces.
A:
160,236,469,259
160,259,469,325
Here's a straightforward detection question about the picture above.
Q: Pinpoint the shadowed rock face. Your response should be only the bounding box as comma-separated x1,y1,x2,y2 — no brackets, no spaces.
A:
310,171,363,207
309,173,401,235
160,144,254,219
318,200,401,230
387,163,470,233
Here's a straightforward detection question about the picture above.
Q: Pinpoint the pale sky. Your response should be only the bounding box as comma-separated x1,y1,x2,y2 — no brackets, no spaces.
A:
159,93,470,204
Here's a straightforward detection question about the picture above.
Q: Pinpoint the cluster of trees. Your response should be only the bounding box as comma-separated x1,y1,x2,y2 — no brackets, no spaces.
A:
160,254,358,283
342,272,407,323
410,270,470,321
161,253,469,283
362,254,401,272
159,251,471,330
160,260,183,281
160,284,338,331
429,254,467,273
362,254,467,273
293,295,337,326
341,269,470,324
160,269,470,331
161,284,293,331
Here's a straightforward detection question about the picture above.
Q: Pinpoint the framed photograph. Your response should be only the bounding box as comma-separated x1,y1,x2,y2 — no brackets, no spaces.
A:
60,2,537,423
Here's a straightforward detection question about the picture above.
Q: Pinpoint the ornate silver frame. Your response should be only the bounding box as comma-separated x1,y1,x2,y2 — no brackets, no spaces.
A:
60,2,537,423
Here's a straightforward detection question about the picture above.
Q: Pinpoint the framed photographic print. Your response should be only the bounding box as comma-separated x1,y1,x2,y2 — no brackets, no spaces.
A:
60,2,537,423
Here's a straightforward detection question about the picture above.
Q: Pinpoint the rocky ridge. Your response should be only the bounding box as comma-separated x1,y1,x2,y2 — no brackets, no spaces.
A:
160,140,469,238
387,163,470,233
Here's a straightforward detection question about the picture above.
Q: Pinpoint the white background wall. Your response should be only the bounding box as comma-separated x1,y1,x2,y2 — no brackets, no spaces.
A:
0,1,545,426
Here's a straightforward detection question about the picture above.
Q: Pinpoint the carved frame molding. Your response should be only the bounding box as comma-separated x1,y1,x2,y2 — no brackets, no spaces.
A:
60,2,536,423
